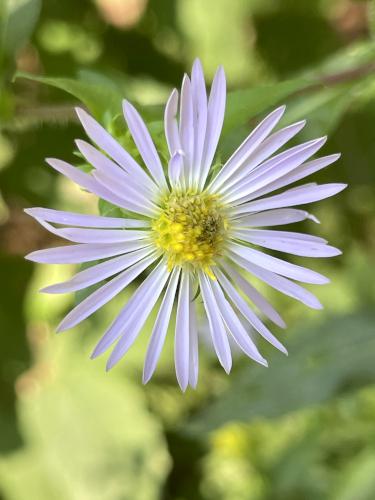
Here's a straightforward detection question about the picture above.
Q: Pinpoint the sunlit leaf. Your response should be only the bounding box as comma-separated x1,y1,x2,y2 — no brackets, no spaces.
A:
0,335,170,500
331,450,375,500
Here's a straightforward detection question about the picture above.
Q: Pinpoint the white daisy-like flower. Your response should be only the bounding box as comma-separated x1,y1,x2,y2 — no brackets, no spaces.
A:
25,60,346,390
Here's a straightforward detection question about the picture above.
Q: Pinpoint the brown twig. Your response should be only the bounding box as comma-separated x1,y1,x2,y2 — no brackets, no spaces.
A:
295,61,375,95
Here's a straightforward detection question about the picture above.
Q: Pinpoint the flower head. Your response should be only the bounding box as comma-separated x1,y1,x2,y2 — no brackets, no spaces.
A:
26,60,346,390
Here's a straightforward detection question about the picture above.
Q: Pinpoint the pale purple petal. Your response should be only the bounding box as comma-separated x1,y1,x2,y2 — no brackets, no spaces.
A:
226,137,327,204
93,169,158,217
76,139,156,199
25,240,145,264
199,271,232,373
244,153,341,202
91,260,168,358
75,107,156,190
234,183,347,215
232,229,341,258
168,151,185,187
188,282,199,388
46,158,152,216
210,277,269,363
25,207,149,228
46,157,99,192
123,100,168,190
222,262,285,328
199,66,226,189
287,182,317,192
164,88,181,156
175,271,191,391
76,139,127,179
230,253,323,309
105,265,170,370
35,218,151,244
218,120,306,195
229,243,329,284
179,75,194,185
208,105,285,193
42,246,154,294
233,228,327,243
143,267,181,384
191,58,207,187
214,267,287,355
56,252,158,332
233,209,319,227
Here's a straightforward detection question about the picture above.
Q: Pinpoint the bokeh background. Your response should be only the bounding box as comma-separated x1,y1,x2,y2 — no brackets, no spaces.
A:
1,0,375,499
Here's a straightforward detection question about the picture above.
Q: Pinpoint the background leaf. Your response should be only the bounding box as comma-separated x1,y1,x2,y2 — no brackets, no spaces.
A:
0,0,41,60
186,312,375,435
223,78,307,134
0,335,170,500
14,71,124,120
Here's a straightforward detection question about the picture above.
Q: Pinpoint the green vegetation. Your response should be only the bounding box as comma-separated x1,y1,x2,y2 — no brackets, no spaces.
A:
1,1,375,498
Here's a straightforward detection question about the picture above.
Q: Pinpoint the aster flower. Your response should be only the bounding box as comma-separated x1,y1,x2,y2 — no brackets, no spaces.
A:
25,60,346,390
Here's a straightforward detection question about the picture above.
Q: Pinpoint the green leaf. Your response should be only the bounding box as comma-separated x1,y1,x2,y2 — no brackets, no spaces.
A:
221,41,375,151
14,71,124,120
223,78,307,135
218,78,309,158
280,80,366,140
331,450,375,500
0,335,170,500
283,86,351,134
185,312,375,435
13,69,166,125
98,198,145,221
0,0,41,60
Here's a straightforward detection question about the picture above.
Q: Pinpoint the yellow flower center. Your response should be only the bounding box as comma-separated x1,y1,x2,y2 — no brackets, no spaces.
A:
153,190,228,277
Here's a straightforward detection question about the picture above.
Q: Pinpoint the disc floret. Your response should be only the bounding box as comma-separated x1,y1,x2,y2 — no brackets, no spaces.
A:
153,190,228,275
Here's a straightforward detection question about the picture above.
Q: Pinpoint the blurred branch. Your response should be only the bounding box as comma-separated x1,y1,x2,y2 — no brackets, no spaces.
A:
5,60,375,133
302,61,375,92
1,104,76,132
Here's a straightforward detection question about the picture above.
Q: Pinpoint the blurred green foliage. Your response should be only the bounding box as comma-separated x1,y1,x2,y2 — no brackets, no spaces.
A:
1,0,375,499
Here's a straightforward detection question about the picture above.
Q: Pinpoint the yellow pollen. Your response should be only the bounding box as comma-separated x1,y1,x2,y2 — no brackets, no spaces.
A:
153,190,228,273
